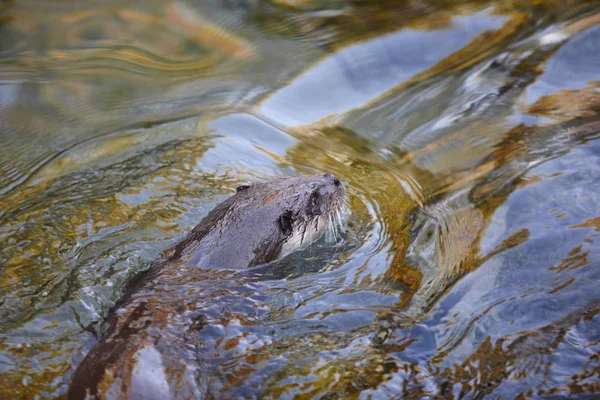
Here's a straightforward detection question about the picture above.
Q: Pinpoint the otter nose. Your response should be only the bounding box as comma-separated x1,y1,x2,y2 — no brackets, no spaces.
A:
323,173,341,187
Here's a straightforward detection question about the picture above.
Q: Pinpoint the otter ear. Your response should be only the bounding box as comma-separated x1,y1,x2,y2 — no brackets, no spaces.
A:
236,185,250,193
278,210,294,237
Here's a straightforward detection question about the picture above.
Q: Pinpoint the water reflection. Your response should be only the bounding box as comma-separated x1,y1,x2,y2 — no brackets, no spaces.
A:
259,10,508,126
1,0,600,398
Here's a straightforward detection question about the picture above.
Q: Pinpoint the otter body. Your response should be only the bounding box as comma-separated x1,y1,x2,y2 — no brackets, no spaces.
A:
68,173,345,399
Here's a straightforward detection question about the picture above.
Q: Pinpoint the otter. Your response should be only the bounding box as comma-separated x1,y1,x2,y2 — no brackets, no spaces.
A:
67,173,346,400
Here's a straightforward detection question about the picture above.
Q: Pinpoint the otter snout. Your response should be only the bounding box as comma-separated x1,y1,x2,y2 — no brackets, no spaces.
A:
322,173,341,187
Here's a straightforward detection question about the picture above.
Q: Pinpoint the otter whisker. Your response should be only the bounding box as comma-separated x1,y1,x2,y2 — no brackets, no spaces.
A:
329,214,338,242
325,214,334,242
324,201,349,244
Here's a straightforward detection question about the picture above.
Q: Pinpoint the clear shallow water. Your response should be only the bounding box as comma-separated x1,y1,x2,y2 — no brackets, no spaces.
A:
1,0,600,398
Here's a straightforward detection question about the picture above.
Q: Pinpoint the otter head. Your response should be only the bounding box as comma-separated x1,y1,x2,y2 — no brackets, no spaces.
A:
272,173,346,257
174,173,347,269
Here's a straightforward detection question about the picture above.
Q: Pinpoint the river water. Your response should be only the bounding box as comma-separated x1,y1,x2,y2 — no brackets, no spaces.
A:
1,0,600,398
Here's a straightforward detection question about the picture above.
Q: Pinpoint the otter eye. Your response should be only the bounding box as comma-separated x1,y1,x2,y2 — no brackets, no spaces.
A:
278,210,294,237
236,185,250,193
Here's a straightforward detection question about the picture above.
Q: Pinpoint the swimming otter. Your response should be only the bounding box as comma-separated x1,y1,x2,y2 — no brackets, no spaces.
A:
67,173,346,400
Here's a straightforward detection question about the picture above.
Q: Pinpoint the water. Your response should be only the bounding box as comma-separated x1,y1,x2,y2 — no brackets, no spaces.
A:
1,0,600,398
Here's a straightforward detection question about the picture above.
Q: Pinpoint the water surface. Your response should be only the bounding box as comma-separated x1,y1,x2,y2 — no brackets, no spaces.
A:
1,0,600,398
